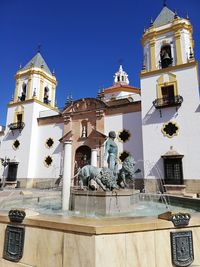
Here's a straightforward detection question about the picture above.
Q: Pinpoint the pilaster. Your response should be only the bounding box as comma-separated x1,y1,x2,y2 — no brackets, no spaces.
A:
174,31,183,65
39,78,44,102
27,75,32,99
14,79,20,102
150,38,156,71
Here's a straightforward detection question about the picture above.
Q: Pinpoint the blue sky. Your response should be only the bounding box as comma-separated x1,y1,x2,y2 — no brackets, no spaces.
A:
0,0,199,125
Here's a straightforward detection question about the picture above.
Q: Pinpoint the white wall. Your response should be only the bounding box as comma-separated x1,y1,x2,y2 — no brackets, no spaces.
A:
141,64,200,180
104,91,141,102
34,123,63,179
0,104,35,179
0,101,61,181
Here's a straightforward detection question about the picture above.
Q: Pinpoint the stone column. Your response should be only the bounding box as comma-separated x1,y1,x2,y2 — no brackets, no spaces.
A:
91,149,98,167
62,140,72,211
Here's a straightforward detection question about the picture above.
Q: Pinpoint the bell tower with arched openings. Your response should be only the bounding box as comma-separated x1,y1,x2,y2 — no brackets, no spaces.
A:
1,51,59,188
140,4,200,192
13,52,57,108
6,51,58,135
141,5,194,72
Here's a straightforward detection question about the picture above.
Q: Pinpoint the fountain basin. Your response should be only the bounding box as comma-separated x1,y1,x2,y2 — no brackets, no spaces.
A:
0,190,200,266
0,213,200,266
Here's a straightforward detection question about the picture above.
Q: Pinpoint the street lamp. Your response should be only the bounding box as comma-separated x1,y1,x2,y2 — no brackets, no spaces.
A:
0,157,10,189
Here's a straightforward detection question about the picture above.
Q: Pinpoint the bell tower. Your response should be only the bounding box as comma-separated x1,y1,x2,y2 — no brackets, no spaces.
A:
142,5,194,72
140,5,200,192
1,52,59,188
13,52,57,108
113,65,129,85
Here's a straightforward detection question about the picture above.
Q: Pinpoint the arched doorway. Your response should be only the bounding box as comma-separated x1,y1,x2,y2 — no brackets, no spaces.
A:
74,145,91,185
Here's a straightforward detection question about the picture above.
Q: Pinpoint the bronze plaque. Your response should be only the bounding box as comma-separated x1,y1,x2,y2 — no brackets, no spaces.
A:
171,231,194,267
3,225,25,262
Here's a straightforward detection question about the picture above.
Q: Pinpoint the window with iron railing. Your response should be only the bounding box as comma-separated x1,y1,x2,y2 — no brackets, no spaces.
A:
8,122,25,131
153,95,183,109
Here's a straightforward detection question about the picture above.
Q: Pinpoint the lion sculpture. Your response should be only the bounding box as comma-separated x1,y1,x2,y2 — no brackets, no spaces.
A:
78,165,118,191
78,155,140,191
117,155,140,188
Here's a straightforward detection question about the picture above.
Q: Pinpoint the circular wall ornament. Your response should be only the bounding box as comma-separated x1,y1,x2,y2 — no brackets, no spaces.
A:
162,121,179,138
118,129,131,143
45,138,54,148
44,156,53,167
12,140,20,150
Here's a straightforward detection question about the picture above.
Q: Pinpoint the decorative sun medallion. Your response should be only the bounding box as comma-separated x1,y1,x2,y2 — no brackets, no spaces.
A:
46,138,54,148
118,129,131,142
13,140,20,150
162,121,179,138
119,151,130,162
44,156,53,167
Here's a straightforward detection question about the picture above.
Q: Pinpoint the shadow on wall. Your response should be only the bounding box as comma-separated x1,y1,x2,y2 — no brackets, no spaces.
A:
142,105,179,125
53,123,63,131
146,157,165,192
3,130,21,141
52,143,62,155
1,165,8,181
195,104,200,113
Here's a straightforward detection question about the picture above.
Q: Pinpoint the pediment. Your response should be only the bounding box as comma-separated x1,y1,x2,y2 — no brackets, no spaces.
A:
59,130,72,143
62,98,106,114
157,73,177,85
88,128,107,139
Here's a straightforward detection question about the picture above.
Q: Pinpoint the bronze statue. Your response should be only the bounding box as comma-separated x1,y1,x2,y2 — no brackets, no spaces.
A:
104,131,118,178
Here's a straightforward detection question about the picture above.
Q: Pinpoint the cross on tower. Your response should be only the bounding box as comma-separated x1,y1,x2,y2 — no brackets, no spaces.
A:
37,44,42,53
118,59,123,65
163,0,167,6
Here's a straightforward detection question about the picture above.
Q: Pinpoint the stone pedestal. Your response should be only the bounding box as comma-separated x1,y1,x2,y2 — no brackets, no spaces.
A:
71,189,140,215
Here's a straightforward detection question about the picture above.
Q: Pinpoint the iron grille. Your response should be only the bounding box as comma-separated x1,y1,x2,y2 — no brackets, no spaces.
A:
8,122,25,131
153,95,183,109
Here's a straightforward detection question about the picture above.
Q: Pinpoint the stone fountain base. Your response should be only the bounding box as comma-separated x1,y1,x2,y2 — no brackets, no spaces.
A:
70,189,140,215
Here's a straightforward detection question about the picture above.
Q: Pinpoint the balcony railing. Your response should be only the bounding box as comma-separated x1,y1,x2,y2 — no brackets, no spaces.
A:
8,122,25,131
153,95,183,109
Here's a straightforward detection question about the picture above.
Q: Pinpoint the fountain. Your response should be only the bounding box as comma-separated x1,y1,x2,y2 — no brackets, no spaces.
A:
71,154,141,216
0,133,200,266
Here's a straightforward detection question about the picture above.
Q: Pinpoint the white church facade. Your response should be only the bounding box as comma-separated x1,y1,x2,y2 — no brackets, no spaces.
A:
0,6,200,194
